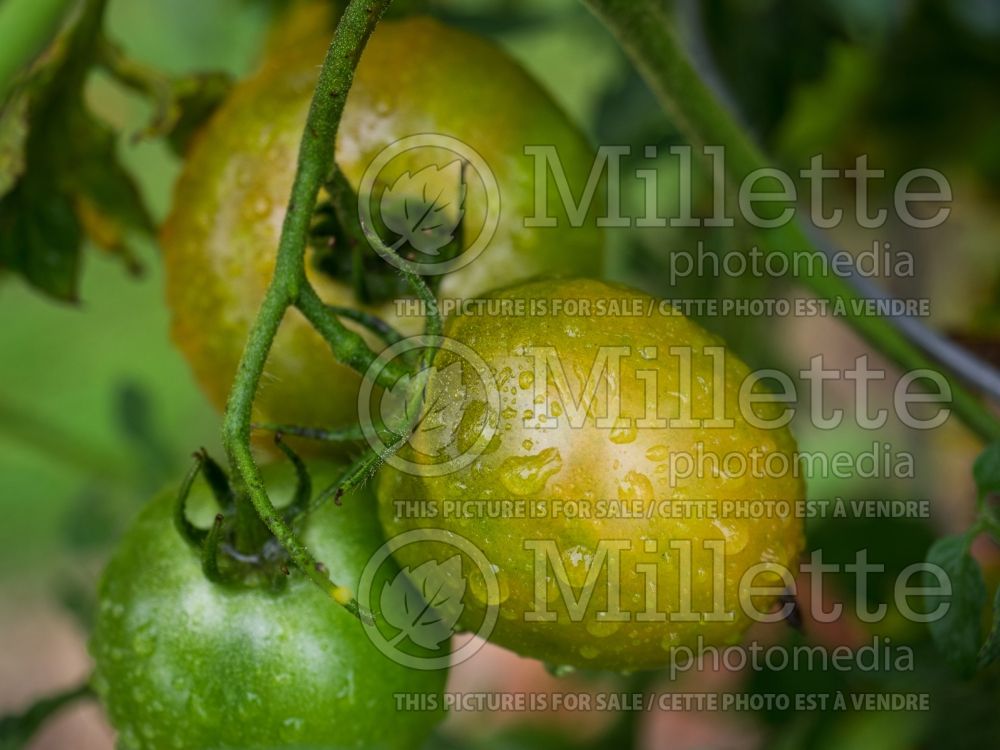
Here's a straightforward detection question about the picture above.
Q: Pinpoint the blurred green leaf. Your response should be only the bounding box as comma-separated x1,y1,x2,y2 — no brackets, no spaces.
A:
55,575,97,631
702,0,843,142
0,175,81,300
0,89,29,198
818,709,924,750
979,587,1000,669
62,486,120,551
926,534,986,676
774,43,875,165
114,380,180,488
0,0,153,302
0,683,92,750
161,71,233,154
64,101,155,263
819,0,904,44
973,442,1000,496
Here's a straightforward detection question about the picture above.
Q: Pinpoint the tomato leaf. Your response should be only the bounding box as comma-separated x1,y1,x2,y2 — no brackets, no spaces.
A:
158,72,234,156
0,176,81,301
65,106,154,265
0,3,153,301
0,91,30,200
926,534,986,676
381,557,464,650
0,683,91,750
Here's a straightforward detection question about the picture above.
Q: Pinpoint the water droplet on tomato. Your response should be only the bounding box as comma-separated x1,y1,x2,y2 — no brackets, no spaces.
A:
498,448,562,496
609,418,637,444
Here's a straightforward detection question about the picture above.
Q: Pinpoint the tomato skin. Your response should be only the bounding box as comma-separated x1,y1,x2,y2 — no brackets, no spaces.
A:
90,463,447,750
376,278,805,671
162,7,604,437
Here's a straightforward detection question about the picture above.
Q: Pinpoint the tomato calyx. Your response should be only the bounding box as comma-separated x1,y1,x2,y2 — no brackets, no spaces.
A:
174,445,307,589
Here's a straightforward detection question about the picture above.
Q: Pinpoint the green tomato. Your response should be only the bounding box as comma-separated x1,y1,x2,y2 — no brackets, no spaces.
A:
377,278,805,671
162,4,604,439
91,462,447,750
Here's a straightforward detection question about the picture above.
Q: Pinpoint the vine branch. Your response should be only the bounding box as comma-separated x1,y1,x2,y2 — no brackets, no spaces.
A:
582,0,1000,443
221,0,395,616
0,682,92,747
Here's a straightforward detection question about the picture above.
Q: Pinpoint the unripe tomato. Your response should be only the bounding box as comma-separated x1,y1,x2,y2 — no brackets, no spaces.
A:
91,462,447,749
377,278,805,671
162,5,604,435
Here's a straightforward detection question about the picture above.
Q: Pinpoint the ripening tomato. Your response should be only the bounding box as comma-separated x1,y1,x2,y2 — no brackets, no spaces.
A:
162,4,604,439
376,278,805,671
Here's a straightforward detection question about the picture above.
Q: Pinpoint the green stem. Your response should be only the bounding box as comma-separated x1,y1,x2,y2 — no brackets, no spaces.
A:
273,433,313,519
201,513,226,584
252,422,367,443
0,397,130,482
96,36,176,131
173,456,207,548
0,682,92,747
327,304,407,346
297,283,407,386
310,438,404,512
221,0,394,616
582,0,1000,443
0,0,76,100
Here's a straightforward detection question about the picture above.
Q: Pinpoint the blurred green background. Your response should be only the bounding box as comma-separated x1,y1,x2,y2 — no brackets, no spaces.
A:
2,0,1000,748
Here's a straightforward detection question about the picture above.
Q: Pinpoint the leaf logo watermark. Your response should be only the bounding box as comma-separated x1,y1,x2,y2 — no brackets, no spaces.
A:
378,360,467,460
382,557,465,651
358,529,500,670
357,334,500,477
357,133,500,276
379,161,467,257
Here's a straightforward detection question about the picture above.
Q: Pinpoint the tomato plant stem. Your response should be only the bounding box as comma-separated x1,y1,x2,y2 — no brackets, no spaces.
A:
296,283,406,386
222,0,395,616
327,305,407,346
582,0,1000,443
0,681,92,746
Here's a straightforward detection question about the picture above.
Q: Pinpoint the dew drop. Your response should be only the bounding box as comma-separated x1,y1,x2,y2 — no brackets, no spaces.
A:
558,544,595,589
469,567,510,605
252,197,271,217
545,663,577,677
645,444,670,462
618,471,654,501
713,520,749,555
609,418,637,445
660,631,681,651
585,615,623,638
498,448,563,496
